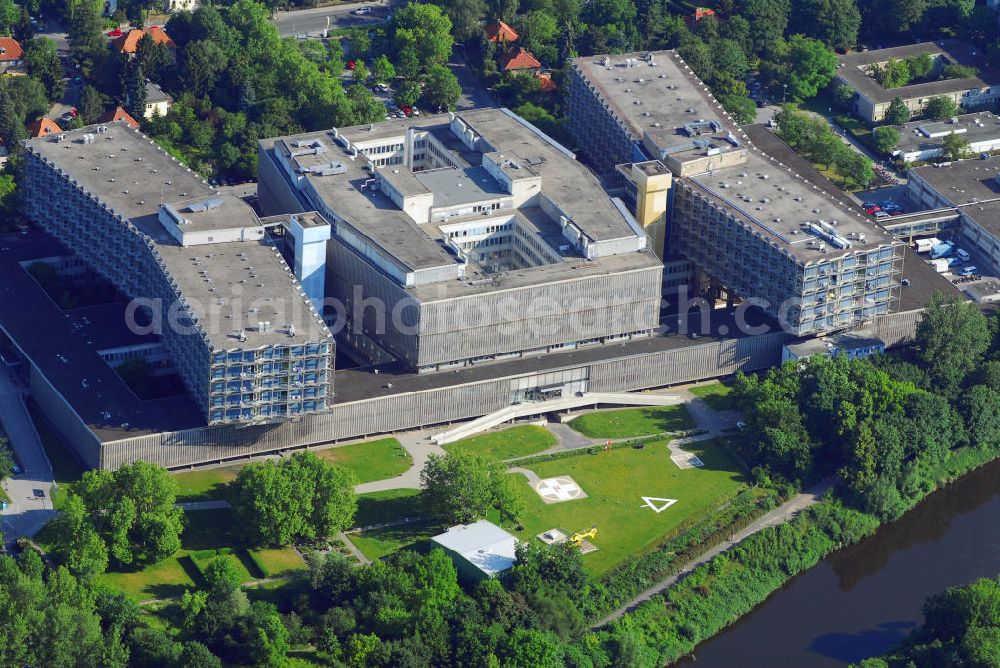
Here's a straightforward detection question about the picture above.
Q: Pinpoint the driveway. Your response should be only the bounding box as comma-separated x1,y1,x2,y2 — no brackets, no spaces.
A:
0,367,56,546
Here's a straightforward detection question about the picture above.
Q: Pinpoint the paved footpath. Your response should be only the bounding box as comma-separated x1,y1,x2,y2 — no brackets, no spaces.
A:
354,429,446,494
592,479,834,628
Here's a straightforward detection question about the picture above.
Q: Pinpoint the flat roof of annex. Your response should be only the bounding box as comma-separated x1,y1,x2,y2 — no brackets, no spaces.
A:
836,40,999,105
26,121,330,350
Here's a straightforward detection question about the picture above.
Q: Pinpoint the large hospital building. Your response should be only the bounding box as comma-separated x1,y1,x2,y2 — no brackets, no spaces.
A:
567,50,906,336
4,54,939,470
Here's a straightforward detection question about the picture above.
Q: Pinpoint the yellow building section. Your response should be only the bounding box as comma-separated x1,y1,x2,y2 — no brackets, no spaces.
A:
630,161,672,260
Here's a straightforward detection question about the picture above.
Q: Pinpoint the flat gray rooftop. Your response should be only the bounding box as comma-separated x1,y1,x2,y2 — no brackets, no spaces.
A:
415,166,507,207
27,121,330,350
836,41,998,104
571,50,732,154
263,108,656,298
895,112,1000,155
687,149,898,262
161,192,255,234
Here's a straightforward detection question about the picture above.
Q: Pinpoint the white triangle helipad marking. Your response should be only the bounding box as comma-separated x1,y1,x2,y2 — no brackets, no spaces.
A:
640,496,678,513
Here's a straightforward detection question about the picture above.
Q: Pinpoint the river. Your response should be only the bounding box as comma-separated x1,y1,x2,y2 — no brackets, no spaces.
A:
678,458,1000,667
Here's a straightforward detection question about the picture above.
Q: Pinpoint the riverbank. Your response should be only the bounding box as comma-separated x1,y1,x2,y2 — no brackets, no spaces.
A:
595,443,1000,665
680,457,1000,666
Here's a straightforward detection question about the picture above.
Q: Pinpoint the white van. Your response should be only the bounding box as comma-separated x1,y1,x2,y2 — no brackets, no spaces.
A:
955,248,970,262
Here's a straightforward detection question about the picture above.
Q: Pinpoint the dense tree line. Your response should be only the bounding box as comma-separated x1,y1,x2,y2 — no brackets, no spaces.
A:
856,575,1000,668
774,106,875,187
733,294,995,522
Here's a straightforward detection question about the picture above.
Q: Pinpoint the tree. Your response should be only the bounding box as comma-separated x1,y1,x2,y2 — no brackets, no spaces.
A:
395,79,421,108
122,58,147,122
68,0,107,75
437,0,488,41
136,32,172,84
873,126,899,156
352,59,369,83
75,461,184,567
791,0,860,51
915,293,991,393
230,452,357,546
23,37,65,102
180,40,226,97
4,75,49,123
742,0,791,55
871,57,911,89
46,493,109,578
0,444,10,484
884,97,911,125
779,35,838,101
516,10,559,63
960,385,1000,450
421,451,523,523
423,64,462,111
942,131,971,161
832,83,855,111
923,95,960,121
834,146,874,187
348,28,372,59
371,54,396,85
392,4,454,70
718,94,756,125
78,85,106,125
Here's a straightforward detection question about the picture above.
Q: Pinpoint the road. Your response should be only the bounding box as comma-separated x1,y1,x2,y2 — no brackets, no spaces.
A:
271,2,388,37
0,366,57,547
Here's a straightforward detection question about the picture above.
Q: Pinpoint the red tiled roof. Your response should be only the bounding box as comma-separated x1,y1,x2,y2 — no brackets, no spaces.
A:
537,73,557,92
146,26,175,48
27,118,61,138
97,106,140,129
0,38,23,62
113,27,175,54
691,7,715,21
501,47,541,71
484,20,519,43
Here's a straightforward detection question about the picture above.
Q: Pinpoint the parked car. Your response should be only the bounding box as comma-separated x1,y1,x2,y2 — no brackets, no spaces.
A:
874,211,891,220
352,6,373,14
401,106,413,117
960,265,979,276
347,60,356,70
866,205,881,215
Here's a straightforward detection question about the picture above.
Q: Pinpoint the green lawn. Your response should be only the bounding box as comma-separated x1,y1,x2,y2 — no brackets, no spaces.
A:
172,465,242,503
509,439,748,574
689,381,736,412
354,488,423,528
349,521,439,561
316,438,412,483
248,547,308,577
443,424,556,460
569,404,696,439
98,509,271,600
349,488,439,560
170,438,412,503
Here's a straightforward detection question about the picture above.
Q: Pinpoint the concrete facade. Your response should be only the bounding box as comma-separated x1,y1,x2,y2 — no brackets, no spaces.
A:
258,109,664,373
566,50,905,337
20,121,333,425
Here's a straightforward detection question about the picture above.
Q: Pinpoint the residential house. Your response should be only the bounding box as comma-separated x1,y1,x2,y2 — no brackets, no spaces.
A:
0,38,24,72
